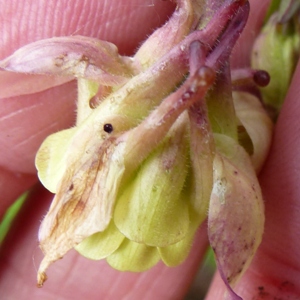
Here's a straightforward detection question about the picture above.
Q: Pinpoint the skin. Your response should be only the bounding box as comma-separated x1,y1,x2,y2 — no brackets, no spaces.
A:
0,0,299,299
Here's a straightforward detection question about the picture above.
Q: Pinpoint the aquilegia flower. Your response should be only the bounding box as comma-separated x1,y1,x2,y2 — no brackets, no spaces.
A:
0,0,275,299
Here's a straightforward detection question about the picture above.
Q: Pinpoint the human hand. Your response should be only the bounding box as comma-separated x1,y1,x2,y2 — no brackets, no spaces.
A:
1,0,299,299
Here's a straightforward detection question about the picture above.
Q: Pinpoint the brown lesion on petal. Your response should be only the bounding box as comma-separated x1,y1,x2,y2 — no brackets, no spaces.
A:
54,52,94,78
54,53,68,68
72,200,88,216
68,183,74,191
53,52,94,72
58,189,89,220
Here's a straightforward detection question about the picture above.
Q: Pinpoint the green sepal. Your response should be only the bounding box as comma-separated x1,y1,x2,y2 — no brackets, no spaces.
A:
206,63,238,141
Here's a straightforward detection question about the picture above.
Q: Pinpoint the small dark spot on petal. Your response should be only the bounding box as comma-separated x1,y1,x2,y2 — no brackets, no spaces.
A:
103,123,113,133
69,183,74,191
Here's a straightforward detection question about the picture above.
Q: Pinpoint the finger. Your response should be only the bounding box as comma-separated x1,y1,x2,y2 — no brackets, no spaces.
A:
0,81,77,174
0,168,36,218
0,0,175,58
206,59,300,299
0,80,78,215
0,81,76,214
0,184,209,299
231,0,271,67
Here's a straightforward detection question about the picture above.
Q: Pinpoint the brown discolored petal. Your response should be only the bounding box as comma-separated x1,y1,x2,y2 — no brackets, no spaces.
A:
37,135,128,287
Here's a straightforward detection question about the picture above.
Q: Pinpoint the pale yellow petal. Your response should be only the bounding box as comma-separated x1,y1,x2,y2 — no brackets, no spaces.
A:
158,211,201,266
35,127,77,193
106,239,160,272
75,221,125,260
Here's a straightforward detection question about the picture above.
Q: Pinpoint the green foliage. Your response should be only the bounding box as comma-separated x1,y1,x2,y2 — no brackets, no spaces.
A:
0,193,27,245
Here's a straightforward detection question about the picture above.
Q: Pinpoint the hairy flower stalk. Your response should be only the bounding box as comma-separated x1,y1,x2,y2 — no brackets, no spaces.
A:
0,0,274,298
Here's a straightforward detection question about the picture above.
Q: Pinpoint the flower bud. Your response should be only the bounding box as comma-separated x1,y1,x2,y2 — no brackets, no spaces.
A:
251,12,300,113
